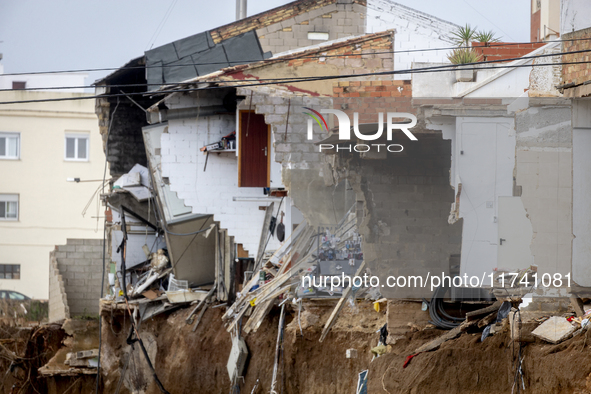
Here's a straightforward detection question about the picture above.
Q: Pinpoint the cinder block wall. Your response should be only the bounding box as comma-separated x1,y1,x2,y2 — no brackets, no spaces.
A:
256,2,366,54
210,0,367,54
347,133,462,299
50,239,104,318
48,251,70,322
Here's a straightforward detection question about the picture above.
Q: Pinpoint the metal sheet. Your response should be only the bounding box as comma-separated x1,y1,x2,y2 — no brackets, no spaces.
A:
166,214,216,286
173,32,212,59
222,31,265,64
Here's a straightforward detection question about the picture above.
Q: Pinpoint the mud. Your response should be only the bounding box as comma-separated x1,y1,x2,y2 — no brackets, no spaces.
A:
4,302,591,393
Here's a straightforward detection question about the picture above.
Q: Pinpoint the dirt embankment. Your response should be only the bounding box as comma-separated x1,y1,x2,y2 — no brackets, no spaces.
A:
369,322,591,394
99,300,385,394
4,301,591,393
98,301,591,394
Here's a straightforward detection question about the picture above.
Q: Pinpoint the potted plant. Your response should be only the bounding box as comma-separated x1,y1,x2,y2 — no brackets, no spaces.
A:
448,24,499,82
448,48,482,82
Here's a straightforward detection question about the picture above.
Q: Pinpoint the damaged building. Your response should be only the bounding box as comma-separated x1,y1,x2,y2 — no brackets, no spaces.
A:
25,0,591,393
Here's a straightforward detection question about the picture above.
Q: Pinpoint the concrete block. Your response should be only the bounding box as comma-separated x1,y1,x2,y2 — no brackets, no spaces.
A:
84,252,103,259
67,239,85,245
57,245,76,252
57,258,76,266
84,239,103,246
66,265,85,273
532,316,575,343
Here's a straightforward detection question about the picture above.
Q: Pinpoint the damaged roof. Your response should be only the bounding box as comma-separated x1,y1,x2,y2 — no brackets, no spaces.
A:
147,30,394,110
209,0,366,43
145,30,269,91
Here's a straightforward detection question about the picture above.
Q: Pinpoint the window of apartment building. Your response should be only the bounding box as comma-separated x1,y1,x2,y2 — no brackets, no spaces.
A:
0,194,18,220
11,81,26,90
65,133,89,161
0,265,20,280
0,133,20,159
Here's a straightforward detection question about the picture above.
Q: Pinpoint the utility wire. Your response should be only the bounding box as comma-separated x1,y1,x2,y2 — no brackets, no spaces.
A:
0,44,585,99
0,36,589,78
0,56,588,106
146,0,179,50
460,0,516,41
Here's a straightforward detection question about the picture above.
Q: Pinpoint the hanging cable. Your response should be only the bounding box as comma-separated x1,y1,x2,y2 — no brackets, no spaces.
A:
0,54,588,106
95,97,120,394
2,35,590,78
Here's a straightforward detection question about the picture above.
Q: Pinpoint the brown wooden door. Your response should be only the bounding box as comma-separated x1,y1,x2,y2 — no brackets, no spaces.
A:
239,110,269,187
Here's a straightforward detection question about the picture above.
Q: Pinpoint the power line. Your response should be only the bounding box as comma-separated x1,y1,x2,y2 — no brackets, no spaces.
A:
0,56,586,106
460,0,516,41
0,44,583,96
146,0,179,50
0,36,588,78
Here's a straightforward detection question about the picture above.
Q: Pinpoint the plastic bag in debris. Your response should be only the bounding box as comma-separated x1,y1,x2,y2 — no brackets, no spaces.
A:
378,323,388,345
347,286,360,313
481,324,492,342
364,286,382,301
496,301,512,322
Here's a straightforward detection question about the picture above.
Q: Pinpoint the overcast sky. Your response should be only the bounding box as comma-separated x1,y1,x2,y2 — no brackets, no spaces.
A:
0,0,530,85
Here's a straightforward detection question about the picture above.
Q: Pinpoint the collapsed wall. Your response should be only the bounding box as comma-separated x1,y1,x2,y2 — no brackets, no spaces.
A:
49,239,105,320
332,132,462,299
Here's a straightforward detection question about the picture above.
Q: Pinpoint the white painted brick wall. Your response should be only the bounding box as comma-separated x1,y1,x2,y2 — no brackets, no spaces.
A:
161,93,288,256
366,0,458,79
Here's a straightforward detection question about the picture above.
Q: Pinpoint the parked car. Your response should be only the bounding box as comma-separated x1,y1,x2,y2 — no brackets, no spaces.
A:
0,290,30,300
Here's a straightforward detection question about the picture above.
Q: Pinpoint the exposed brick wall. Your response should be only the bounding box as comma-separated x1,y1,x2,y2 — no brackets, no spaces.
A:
52,239,104,317
333,80,412,123
48,251,70,322
562,27,591,85
471,42,545,63
210,0,366,44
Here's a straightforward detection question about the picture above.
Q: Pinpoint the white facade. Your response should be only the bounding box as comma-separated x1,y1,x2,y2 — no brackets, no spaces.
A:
561,0,591,34
414,42,572,283
0,68,105,299
367,0,458,79
0,64,87,93
160,92,293,256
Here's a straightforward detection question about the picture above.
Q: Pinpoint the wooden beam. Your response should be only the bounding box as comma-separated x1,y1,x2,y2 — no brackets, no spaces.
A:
319,261,366,342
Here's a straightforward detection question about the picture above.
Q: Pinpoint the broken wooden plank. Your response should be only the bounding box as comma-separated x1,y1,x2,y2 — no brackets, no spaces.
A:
255,202,275,270
186,284,216,324
243,299,275,335
465,301,501,321
477,312,498,328
192,304,209,332
571,295,586,317
243,284,293,334
319,261,366,342
415,325,462,353
414,319,478,354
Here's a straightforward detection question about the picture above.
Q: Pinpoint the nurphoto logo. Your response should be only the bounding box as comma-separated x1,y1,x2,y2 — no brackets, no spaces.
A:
303,108,418,153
